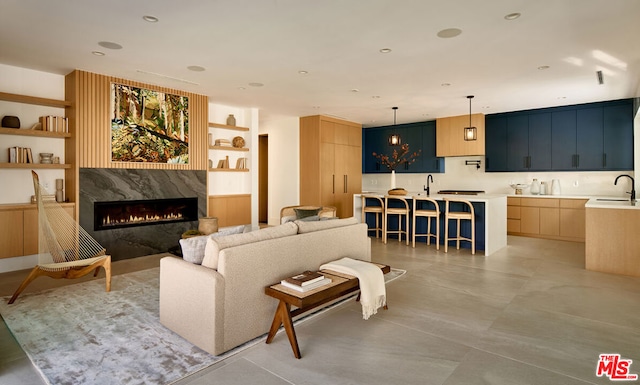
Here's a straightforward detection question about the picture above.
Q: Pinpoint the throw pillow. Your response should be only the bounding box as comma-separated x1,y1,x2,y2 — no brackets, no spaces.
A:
179,225,246,264
294,207,321,219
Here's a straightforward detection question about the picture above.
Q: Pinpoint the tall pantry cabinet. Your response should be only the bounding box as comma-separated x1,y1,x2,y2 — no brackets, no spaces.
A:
300,115,362,218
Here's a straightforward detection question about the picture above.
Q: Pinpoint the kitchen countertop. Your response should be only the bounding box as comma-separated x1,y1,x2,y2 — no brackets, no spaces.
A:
585,198,639,210
359,191,506,203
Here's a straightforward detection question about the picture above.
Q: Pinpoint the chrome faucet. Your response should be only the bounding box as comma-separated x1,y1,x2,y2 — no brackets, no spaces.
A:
424,174,434,196
615,174,636,202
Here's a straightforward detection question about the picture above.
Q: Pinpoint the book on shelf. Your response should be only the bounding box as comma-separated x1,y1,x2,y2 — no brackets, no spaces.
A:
235,157,247,169
8,147,16,163
214,138,232,147
280,278,332,292
284,271,325,286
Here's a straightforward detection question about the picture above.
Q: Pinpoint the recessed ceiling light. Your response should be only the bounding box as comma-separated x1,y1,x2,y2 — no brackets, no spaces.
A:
237,87,246,90
437,28,462,38
298,70,308,75
98,41,123,50
248,82,264,87
557,96,567,99
379,48,392,53
92,51,105,56
143,15,159,23
372,96,381,99
441,83,451,87
187,65,206,72
312,106,321,109
350,89,360,93
538,65,550,70
504,12,521,20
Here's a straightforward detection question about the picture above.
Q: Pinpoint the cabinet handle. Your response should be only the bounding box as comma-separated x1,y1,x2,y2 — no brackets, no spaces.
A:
332,175,335,194
344,175,347,193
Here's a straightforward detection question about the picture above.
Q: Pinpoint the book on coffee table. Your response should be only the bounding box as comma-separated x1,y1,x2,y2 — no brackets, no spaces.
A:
283,271,324,287
280,278,332,292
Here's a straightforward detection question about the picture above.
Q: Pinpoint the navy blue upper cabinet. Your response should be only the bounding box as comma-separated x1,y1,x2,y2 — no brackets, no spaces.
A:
486,98,633,172
362,121,443,174
485,115,507,171
603,102,634,170
527,113,552,170
506,114,529,171
485,112,551,172
551,110,577,170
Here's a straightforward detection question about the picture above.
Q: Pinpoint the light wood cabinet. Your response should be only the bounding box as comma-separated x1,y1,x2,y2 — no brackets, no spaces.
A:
0,203,75,259
300,115,362,218
507,197,586,242
436,113,485,157
207,194,251,227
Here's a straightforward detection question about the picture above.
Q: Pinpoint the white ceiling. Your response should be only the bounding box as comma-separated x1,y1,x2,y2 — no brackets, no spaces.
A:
1,0,639,127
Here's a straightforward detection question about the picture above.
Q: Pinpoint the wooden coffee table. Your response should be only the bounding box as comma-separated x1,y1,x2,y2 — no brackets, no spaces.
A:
264,262,390,358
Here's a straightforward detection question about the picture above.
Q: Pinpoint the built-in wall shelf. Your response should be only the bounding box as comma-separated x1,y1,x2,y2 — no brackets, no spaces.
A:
209,145,249,152
208,168,249,172
0,163,72,169
208,122,250,131
0,127,71,138
0,91,72,108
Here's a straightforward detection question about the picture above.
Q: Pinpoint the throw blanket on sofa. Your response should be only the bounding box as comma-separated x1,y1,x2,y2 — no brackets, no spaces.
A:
319,257,386,320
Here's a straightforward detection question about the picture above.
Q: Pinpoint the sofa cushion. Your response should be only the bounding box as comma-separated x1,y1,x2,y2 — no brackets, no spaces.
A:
179,225,245,264
201,222,298,270
294,216,358,234
294,207,321,219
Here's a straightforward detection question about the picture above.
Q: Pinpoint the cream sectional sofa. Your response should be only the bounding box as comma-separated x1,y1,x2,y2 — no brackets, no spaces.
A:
159,217,371,356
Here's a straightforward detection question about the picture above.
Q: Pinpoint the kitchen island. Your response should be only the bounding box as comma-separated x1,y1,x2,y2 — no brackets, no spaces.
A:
585,198,640,277
354,193,507,256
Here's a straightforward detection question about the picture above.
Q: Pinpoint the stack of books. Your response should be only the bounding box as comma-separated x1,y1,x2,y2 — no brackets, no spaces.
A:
280,271,331,292
214,138,232,147
39,116,69,133
235,157,247,169
7,147,34,163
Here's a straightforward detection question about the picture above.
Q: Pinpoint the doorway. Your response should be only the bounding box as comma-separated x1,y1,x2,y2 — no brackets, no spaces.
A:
259,134,268,226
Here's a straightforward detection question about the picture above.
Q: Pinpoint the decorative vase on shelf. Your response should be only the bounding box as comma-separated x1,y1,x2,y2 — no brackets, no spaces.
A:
390,170,396,189
531,179,540,195
226,114,236,126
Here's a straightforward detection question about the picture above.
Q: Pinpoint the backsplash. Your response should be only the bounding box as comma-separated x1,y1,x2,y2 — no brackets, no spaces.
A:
362,156,634,197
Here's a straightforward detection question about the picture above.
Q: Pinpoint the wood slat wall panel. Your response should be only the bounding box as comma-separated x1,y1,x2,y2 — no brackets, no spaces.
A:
67,70,207,171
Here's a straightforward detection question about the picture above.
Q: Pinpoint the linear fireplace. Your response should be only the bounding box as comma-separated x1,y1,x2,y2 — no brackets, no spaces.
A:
94,197,198,231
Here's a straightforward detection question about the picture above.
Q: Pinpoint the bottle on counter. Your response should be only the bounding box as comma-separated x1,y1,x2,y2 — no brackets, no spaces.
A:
551,179,561,195
531,179,540,195
540,181,547,195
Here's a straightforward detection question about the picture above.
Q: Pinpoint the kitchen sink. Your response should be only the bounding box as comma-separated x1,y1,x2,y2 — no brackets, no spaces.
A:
596,198,629,202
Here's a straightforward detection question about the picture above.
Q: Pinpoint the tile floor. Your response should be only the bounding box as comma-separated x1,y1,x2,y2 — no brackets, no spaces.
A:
1,236,640,385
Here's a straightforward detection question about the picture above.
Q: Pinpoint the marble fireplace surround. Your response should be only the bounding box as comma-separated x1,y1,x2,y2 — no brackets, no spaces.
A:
79,168,206,261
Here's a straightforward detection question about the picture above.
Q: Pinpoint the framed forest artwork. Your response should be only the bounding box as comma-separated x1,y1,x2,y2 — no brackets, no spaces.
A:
110,83,189,164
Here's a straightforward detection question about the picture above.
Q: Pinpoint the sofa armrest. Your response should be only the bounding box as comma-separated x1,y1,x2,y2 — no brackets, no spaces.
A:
159,256,225,355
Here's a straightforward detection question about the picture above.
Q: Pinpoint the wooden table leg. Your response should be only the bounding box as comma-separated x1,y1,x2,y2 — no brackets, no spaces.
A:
265,300,301,359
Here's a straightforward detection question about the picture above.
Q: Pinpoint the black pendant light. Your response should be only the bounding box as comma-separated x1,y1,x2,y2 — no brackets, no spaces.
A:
464,95,477,141
388,106,401,146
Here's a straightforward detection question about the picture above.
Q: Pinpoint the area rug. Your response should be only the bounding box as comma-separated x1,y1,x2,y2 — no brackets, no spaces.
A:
0,266,406,385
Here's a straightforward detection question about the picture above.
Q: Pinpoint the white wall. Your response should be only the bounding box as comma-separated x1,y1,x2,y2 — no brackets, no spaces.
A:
258,116,300,226
363,155,634,198
0,64,67,204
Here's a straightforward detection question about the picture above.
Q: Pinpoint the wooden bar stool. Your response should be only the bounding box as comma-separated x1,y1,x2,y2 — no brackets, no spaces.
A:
412,196,440,249
383,195,410,245
444,198,475,254
361,194,384,238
